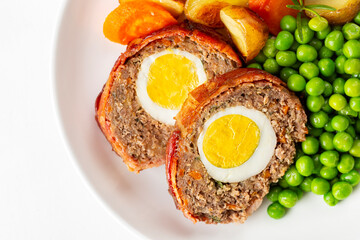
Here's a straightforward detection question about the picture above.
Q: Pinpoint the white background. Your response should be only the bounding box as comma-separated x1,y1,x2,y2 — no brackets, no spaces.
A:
0,0,136,239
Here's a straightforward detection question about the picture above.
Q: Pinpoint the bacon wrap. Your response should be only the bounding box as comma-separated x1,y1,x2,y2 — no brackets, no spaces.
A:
165,68,307,223
95,23,241,173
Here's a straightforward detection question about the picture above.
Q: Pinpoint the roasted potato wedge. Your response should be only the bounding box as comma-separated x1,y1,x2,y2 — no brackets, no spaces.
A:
220,6,268,62
185,0,248,28
305,0,360,25
119,0,185,17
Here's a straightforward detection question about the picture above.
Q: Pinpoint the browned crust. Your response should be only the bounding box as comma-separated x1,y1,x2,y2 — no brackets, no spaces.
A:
95,24,242,173
166,68,307,223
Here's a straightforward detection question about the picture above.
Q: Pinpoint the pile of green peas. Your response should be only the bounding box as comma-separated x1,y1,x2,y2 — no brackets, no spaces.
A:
248,12,360,220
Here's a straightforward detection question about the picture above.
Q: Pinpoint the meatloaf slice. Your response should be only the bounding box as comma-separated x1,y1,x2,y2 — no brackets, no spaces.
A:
95,23,241,173
166,68,307,224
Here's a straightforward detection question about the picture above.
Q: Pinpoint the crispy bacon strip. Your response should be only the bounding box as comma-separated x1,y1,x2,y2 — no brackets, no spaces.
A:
95,23,241,173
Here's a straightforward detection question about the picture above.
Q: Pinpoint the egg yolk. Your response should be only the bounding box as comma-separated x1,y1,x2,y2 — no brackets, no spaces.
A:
146,53,199,110
202,114,260,169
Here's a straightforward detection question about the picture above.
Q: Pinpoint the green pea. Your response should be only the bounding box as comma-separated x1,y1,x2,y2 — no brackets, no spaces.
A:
297,44,317,62
295,146,304,160
325,31,344,51
284,166,304,186
330,177,340,186
355,11,360,25
319,132,335,150
296,156,314,177
267,202,286,219
263,58,280,74
356,120,360,133
247,63,263,70
339,104,358,117
311,177,330,195
300,176,314,192
263,38,278,58
299,62,319,79
333,132,354,152
322,99,334,114
325,74,337,83
331,115,350,131
350,139,360,157
340,169,360,187
323,192,339,206
310,111,329,128
275,31,294,51
278,189,298,208
342,22,360,40
332,77,345,94
287,74,306,92
349,97,360,112
309,38,323,51
267,186,283,202
344,58,360,75
324,121,335,132
254,51,267,64
319,46,334,59
336,48,344,56
332,181,352,200
276,51,297,67
295,25,315,44
320,166,338,180
316,26,331,40
292,187,304,200
344,78,360,97
280,67,298,82
280,15,297,33
318,58,335,77
332,25,342,31
306,77,325,96
309,17,328,32
329,93,347,111
355,158,360,169
323,82,333,97
335,55,347,74
312,154,322,175
343,40,360,58
289,41,300,51
346,125,356,138
338,154,355,174
320,150,340,167
307,95,324,112
278,178,289,188
308,124,323,137
302,136,320,155
292,61,302,69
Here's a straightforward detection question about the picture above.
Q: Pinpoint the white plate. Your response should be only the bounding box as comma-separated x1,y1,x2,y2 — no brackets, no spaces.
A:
52,0,360,239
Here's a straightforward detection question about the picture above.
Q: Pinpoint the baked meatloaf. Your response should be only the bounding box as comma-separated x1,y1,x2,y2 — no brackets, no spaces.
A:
166,68,307,224
95,23,241,173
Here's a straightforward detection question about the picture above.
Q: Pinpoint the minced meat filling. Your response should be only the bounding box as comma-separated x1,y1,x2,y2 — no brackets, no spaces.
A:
176,82,307,223
106,36,239,168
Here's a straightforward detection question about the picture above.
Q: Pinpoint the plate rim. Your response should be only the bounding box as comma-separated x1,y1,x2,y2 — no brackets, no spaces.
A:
50,1,148,239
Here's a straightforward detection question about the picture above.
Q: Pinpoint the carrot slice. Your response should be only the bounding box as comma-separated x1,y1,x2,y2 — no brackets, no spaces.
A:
103,1,178,45
249,0,298,35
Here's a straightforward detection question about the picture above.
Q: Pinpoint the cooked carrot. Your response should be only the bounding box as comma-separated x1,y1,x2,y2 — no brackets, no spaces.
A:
249,0,298,35
103,1,178,45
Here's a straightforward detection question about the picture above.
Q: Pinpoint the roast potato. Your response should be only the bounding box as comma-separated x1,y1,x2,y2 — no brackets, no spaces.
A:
220,6,269,62
185,0,248,28
305,0,360,25
119,0,185,17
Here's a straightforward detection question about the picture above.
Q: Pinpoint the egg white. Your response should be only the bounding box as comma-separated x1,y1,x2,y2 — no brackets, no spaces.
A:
197,106,277,183
136,49,207,125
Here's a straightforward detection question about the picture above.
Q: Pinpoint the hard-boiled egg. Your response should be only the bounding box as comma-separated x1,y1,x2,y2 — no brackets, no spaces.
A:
136,49,207,125
197,106,277,183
